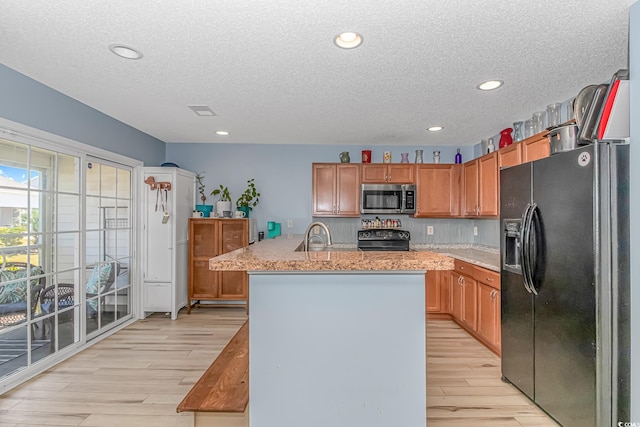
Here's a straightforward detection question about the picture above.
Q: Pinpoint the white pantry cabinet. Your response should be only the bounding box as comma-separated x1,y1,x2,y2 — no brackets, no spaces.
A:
141,167,195,319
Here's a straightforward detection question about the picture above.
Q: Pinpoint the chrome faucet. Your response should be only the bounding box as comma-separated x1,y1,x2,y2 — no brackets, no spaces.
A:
303,221,332,251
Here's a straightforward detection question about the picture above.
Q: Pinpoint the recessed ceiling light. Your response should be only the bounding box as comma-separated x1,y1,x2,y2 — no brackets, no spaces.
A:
334,32,363,49
187,105,216,116
216,131,229,136
108,44,143,60
477,80,504,91
427,126,444,132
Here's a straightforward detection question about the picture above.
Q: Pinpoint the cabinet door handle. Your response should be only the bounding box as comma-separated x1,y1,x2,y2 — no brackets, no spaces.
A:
333,204,336,214
486,277,494,282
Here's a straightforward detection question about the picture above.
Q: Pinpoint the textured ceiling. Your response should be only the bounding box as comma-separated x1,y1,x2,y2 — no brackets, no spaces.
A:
0,1,632,146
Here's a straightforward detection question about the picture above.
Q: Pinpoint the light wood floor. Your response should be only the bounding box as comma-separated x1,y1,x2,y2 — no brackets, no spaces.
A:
0,308,557,427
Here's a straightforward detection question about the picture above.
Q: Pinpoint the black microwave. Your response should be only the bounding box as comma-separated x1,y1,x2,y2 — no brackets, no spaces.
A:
360,184,416,214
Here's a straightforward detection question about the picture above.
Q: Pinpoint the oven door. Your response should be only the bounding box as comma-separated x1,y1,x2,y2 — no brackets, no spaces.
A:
361,184,403,214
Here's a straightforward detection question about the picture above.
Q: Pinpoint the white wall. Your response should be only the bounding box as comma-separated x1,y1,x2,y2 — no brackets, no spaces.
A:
629,1,639,420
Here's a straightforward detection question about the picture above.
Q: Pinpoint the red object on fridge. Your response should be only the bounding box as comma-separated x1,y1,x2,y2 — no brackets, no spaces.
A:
499,128,513,149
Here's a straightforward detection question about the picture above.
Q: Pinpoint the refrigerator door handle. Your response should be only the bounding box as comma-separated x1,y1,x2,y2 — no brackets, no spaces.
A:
527,204,541,295
520,203,534,294
523,202,539,295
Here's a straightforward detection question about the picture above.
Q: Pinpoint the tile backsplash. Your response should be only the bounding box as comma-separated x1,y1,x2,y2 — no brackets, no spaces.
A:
314,217,500,248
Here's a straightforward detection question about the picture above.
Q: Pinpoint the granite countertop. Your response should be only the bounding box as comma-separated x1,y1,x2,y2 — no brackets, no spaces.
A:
412,245,500,272
209,234,454,272
209,234,501,273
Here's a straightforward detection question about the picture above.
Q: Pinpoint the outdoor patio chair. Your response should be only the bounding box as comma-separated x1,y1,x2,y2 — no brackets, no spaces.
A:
39,261,119,319
0,262,46,328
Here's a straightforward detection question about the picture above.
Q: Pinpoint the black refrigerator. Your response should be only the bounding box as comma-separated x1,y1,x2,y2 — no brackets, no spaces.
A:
500,143,630,427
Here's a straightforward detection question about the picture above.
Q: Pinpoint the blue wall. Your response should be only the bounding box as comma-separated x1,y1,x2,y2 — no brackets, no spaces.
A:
0,64,165,165
165,142,495,244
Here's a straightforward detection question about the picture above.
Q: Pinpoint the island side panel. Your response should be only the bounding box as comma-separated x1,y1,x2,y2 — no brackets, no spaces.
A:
248,272,426,427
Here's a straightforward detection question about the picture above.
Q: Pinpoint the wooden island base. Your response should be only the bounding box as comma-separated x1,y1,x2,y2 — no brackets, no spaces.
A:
177,321,249,426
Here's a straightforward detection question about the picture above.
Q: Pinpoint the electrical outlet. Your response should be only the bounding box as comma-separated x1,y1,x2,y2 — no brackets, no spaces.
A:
427,226,434,235
474,226,478,236
287,219,294,228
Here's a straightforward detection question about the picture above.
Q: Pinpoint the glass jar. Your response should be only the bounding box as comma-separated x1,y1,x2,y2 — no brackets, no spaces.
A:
533,111,546,133
513,121,524,142
415,150,423,163
524,119,535,138
547,103,562,127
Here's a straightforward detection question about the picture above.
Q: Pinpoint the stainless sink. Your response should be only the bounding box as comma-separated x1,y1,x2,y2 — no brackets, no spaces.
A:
294,241,360,252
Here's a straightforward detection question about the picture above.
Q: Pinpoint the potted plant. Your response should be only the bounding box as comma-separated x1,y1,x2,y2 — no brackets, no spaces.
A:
194,172,213,217
211,184,232,217
235,178,261,218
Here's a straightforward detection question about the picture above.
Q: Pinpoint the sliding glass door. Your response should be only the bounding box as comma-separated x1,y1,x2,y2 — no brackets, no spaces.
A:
85,157,132,338
0,138,134,381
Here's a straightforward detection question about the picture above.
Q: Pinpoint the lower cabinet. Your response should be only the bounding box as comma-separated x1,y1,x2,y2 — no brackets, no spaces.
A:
188,218,249,311
143,282,172,312
477,282,501,352
425,270,450,314
429,259,501,355
450,269,477,332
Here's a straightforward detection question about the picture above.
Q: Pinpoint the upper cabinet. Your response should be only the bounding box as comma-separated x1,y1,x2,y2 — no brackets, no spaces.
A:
499,131,551,169
415,164,461,217
312,163,361,217
521,133,550,164
362,164,415,184
463,152,498,217
497,143,522,169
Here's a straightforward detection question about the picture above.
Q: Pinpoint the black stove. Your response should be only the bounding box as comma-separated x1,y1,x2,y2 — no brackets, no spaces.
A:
356,229,411,251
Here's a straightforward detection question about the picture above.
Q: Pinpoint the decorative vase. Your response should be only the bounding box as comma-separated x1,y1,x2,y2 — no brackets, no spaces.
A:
216,200,232,217
237,206,250,218
433,151,440,164
415,150,423,163
400,153,409,163
499,128,514,149
339,152,350,163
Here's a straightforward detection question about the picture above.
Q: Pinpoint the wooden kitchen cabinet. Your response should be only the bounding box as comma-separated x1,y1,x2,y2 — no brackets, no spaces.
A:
447,258,502,355
521,132,550,164
415,164,461,217
188,218,248,311
312,163,360,217
498,143,522,169
451,260,478,332
475,268,501,355
462,152,498,217
463,160,479,216
425,270,450,315
361,164,415,183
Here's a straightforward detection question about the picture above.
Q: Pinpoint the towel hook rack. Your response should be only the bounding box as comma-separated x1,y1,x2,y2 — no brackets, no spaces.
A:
144,176,172,191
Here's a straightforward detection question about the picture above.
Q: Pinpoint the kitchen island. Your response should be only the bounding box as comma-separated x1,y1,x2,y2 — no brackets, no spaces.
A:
209,235,454,427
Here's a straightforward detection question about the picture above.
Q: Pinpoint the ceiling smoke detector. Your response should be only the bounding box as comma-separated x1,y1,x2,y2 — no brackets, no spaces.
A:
108,44,143,60
334,32,363,49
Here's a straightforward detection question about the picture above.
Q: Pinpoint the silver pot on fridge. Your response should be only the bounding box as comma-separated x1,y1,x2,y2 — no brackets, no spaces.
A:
547,123,579,155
